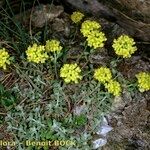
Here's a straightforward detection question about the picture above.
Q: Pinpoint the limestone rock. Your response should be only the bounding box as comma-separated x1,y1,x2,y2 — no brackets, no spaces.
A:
103,95,150,150
31,4,64,28
63,0,150,41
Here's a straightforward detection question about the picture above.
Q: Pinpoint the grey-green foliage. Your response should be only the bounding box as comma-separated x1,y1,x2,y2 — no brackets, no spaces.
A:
5,79,113,150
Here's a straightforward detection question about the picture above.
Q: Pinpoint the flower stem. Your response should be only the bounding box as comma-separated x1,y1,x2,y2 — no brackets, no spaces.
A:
54,52,58,79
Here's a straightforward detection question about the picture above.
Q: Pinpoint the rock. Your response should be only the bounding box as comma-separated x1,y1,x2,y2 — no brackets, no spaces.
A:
62,0,150,41
95,18,128,43
52,18,66,32
89,48,110,65
93,138,107,149
102,97,150,150
118,56,150,79
32,4,64,28
111,96,126,112
52,12,71,37
66,47,84,60
97,117,113,136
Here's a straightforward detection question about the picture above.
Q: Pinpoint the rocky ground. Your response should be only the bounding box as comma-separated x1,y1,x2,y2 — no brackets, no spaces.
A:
103,91,150,150
0,1,150,150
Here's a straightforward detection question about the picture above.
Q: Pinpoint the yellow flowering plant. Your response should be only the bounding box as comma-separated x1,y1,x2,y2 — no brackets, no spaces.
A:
80,20,106,49
112,35,137,58
80,20,101,37
136,72,150,92
45,39,63,78
0,48,10,70
26,43,48,63
105,80,122,96
94,66,122,96
45,39,62,53
94,67,112,83
60,63,82,83
86,30,107,49
71,11,84,23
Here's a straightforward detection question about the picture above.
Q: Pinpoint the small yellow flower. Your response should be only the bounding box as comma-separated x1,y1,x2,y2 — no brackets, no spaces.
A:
94,67,112,83
45,40,62,53
0,48,10,70
60,63,82,83
112,35,137,58
86,30,107,49
26,43,48,63
136,72,150,92
80,20,101,37
71,11,84,23
105,80,122,96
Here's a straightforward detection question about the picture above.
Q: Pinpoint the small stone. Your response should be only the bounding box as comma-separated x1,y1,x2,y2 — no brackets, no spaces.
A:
52,18,65,32
89,48,109,65
73,104,86,115
32,4,64,28
93,138,107,149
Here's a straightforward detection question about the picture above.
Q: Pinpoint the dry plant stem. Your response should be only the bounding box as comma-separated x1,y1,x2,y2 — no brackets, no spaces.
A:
8,78,20,88
0,41,15,50
28,101,47,107
81,61,88,70
1,73,13,86
76,82,101,105
63,92,71,117
0,112,6,115
54,52,58,79
76,41,88,63
72,25,78,42
13,64,41,92
19,97,28,105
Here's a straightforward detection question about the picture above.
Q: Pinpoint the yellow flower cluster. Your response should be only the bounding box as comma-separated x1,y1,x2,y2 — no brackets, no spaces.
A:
45,39,62,53
94,67,112,83
80,20,101,37
0,48,10,70
87,31,107,49
80,20,106,49
71,11,84,23
104,80,121,96
26,43,48,63
94,66,121,96
136,72,150,92
112,35,137,58
60,63,82,83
